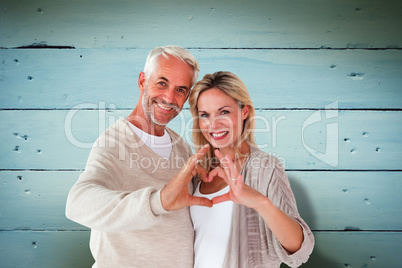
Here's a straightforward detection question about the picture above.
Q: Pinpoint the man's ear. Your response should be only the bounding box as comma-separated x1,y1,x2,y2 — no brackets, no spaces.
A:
242,105,250,120
138,72,146,93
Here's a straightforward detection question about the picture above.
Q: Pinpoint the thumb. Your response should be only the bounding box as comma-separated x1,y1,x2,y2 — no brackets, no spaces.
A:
189,196,213,207
211,192,231,204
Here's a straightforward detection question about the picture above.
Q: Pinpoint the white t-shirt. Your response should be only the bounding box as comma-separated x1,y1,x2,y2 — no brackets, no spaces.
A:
190,183,233,268
128,122,172,160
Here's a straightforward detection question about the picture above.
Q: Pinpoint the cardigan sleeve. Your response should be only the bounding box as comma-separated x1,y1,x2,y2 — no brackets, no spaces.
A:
263,155,315,267
228,150,314,268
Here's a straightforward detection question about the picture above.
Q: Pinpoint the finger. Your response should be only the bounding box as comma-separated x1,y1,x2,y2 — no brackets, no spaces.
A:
231,174,243,186
214,150,230,169
208,167,226,182
194,144,210,164
214,149,224,161
213,150,232,179
221,156,235,184
195,163,208,182
188,196,213,207
180,144,210,178
226,156,238,177
211,192,231,204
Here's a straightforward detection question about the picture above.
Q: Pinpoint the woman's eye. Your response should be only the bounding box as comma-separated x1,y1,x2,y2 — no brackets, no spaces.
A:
221,110,229,115
199,113,208,118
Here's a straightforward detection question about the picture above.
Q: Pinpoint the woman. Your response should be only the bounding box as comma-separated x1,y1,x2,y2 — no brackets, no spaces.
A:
189,72,314,268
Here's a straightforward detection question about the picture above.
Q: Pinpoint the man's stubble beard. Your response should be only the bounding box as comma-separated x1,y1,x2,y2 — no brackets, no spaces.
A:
142,87,180,127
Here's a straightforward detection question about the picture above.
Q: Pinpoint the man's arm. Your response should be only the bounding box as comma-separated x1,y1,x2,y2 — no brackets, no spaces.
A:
65,145,167,232
66,143,212,232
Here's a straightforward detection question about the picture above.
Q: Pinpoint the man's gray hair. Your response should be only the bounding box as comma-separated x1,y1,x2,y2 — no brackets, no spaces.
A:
143,45,200,86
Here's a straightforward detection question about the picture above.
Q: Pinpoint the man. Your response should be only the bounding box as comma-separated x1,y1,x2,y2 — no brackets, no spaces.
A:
66,46,212,267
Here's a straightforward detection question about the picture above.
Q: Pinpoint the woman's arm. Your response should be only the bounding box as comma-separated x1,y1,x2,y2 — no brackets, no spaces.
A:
210,150,303,253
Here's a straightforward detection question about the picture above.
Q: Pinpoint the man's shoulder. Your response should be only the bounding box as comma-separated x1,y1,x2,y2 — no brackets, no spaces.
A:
166,127,192,155
93,118,137,149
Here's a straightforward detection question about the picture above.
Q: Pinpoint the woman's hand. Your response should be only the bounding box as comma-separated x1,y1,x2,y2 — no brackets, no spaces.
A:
211,149,304,253
209,149,265,208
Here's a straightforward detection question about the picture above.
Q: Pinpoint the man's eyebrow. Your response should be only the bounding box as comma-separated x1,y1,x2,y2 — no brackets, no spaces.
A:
158,76,189,90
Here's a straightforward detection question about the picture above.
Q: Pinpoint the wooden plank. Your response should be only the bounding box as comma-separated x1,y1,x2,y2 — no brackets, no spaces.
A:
0,230,400,267
0,231,94,268
0,171,87,231
287,171,402,231
1,0,401,49
0,110,401,170
1,171,401,231
293,232,402,268
1,49,402,109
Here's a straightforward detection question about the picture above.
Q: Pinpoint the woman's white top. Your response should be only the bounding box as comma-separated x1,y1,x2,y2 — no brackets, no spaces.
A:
190,183,233,268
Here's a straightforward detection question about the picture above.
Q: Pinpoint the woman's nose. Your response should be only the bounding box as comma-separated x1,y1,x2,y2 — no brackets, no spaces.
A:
209,116,223,129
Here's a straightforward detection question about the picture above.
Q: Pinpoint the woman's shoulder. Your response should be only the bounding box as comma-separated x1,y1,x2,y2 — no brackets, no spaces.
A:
247,147,283,166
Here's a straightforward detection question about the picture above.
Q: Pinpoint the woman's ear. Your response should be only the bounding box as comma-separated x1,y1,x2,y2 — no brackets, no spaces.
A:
242,105,250,120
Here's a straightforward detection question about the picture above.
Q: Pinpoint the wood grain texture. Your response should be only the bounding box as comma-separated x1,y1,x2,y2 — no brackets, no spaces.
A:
1,49,402,109
0,231,94,268
296,232,402,268
1,110,401,170
1,0,401,267
1,0,401,49
0,230,400,268
1,171,400,232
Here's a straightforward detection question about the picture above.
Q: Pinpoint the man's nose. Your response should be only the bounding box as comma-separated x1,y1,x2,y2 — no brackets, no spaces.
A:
163,87,175,104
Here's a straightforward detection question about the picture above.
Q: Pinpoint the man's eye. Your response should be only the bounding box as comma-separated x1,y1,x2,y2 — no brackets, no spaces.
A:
176,88,188,96
157,81,167,86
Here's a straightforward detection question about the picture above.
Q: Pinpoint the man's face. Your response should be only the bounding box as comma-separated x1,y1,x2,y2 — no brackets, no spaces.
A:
141,56,194,126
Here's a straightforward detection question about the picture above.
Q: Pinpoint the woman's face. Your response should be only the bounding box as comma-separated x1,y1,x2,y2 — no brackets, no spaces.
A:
197,88,249,149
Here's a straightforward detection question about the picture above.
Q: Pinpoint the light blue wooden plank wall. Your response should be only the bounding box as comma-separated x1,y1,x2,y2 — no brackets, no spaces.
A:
1,0,401,267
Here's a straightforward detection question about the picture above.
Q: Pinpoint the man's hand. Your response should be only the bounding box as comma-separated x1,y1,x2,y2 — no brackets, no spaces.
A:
160,144,213,211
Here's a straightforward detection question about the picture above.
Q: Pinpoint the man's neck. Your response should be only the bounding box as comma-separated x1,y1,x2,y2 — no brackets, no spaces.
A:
126,109,165,137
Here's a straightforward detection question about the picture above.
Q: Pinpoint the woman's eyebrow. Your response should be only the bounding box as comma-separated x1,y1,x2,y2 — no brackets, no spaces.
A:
198,106,231,114
218,106,231,111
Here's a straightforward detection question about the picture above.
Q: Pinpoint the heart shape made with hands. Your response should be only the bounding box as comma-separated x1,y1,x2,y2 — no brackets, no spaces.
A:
194,149,245,205
162,144,254,210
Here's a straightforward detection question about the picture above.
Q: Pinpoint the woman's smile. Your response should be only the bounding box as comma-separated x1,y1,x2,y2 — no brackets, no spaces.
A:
210,131,229,140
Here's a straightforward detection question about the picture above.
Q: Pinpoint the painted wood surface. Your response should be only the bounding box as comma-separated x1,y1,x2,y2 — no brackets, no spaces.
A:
1,231,401,268
1,0,402,49
1,49,402,109
0,231,94,268
0,110,401,170
1,171,401,232
1,0,401,267
1,170,401,267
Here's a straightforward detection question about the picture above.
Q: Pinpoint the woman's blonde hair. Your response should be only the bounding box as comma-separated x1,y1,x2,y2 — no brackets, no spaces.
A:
189,71,256,171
